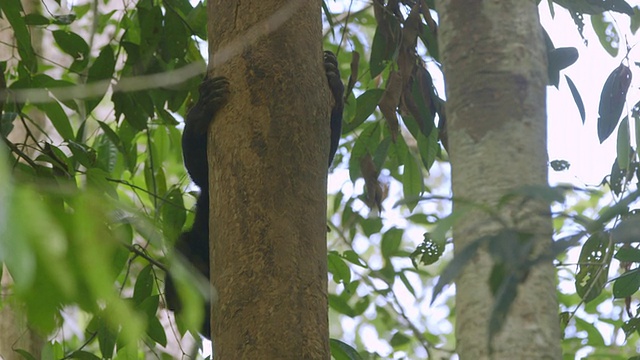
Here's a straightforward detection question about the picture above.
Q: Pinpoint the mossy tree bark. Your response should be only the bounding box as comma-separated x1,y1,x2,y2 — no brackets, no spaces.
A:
437,1,562,359
206,0,330,358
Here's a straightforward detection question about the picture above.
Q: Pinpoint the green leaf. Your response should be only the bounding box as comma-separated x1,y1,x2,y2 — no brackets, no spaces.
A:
574,317,606,346
410,233,444,267
612,268,640,298
370,27,392,78
328,252,351,284
342,250,368,268
23,13,51,26
632,7,640,34
402,152,423,211
615,246,640,262
86,45,116,113
591,14,619,57
146,315,168,347
343,89,385,134
330,339,362,360
162,188,186,242
390,331,411,348
52,30,90,71
0,0,36,71
328,294,354,316
381,227,403,259
34,101,74,140
133,265,154,305
417,127,439,172
575,232,610,302
13,349,38,360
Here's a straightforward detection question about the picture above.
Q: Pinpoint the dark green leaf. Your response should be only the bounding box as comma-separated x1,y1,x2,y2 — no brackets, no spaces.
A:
343,89,385,134
330,339,362,360
342,250,368,268
370,27,391,78
52,30,89,60
565,75,585,123
390,332,411,348
146,315,167,347
402,152,422,211
598,64,632,143
615,246,640,262
34,101,74,140
328,252,351,284
612,268,640,298
410,233,444,267
13,349,38,360
133,265,154,305
550,159,571,171
23,13,50,26
328,294,354,316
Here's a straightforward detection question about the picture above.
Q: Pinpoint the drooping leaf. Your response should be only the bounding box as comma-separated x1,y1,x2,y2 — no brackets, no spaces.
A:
342,89,384,134
565,75,585,123
616,116,630,170
402,152,423,211
379,70,402,142
598,63,632,143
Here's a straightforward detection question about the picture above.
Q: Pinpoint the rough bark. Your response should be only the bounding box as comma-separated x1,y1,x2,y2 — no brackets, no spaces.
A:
206,0,330,358
437,1,561,359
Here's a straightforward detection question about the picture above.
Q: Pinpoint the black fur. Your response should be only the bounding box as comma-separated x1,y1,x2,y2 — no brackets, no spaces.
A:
165,51,343,338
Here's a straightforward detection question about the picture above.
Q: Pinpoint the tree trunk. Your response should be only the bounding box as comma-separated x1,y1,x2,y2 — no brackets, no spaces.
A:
206,1,330,358
0,267,43,360
437,2,561,359
1,0,44,356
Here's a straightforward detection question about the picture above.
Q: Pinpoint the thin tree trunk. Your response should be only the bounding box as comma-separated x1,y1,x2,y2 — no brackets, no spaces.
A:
437,2,561,359
0,0,44,355
0,267,43,360
206,0,330,358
